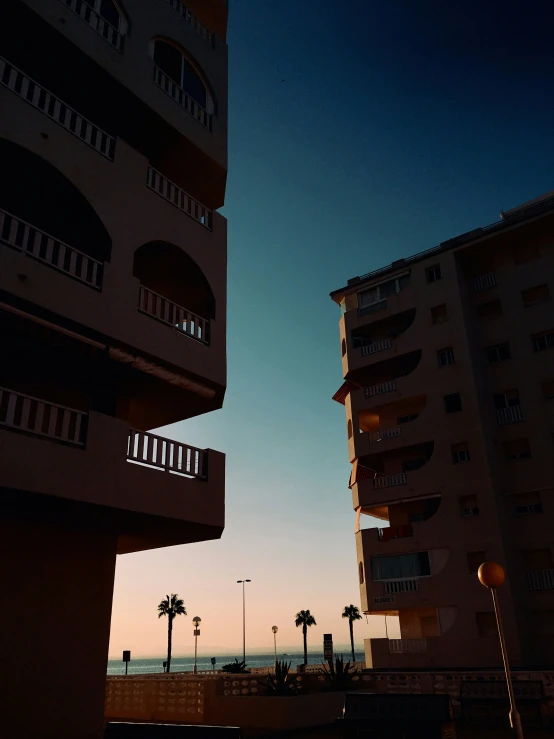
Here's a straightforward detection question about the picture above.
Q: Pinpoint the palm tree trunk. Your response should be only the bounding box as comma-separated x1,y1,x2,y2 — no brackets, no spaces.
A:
303,625,308,666
167,615,173,673
349,619,355,663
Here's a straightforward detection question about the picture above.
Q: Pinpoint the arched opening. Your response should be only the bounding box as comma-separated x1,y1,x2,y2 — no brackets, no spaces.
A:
359,562,365,584
94,0,127,33
151,38,214,113
347,419,353,439
0,139,111,265
133,241,215,344
341,338,346,357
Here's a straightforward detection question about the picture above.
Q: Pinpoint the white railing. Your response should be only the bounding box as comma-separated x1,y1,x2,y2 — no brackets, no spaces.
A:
526,569,554,591
365,380,397,398
373,473,407,489
384,579,420,594
388,639,427,654
361,338,392,357
146,166,212,230
139,286,209,344
368,425,401,442
0,208,103,289
165,0,214,45
473,272,497,292
496,405,523,426
153,66,212,130
58,0,124,51
127,430,207,480
0,57,115,159
0,387,86,445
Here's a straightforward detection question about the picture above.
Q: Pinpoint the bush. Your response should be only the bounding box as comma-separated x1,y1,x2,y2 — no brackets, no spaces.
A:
266,660,301,696
221,659,250,674
320,655,358,690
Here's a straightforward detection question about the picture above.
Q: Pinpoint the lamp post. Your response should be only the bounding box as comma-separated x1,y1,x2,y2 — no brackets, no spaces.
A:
237,579,251,664
478,561,524,739
193,616,201,675
272,626,278,667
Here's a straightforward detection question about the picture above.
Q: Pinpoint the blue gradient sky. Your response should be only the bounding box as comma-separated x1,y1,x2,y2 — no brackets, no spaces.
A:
108,0,554,658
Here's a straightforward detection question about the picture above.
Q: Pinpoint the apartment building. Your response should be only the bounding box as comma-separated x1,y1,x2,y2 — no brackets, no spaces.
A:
0,1,228,737
331,192,554,670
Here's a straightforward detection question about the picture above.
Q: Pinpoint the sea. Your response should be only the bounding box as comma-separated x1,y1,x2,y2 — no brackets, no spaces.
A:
107,650,366,675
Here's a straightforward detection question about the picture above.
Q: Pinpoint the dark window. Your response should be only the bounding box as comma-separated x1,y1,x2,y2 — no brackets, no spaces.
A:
372,551,430,580
452,443,470,464
477,299,502,320
341,338,346,357
99,0,121,28
516,503,543,515
514,243,539,265
513,492,542,515
153,40,207,107
487,342,511,363
494,389,520,409
522,284,550,307
532,331,554,352
397,413,418,424
359,561,364,584
437,347,455,367
426,264,442,283
503,438,531,460
542,380,554,399
467,551,486,574
460,495,479,517
431,304,448,324
347,419,353,439
402,458,425,473
444,393,462,413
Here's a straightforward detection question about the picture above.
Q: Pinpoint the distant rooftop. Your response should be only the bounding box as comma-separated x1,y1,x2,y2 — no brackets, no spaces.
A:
330,190,554,300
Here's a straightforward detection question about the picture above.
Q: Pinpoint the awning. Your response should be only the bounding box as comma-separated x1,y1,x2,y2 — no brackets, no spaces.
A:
332,380,357,405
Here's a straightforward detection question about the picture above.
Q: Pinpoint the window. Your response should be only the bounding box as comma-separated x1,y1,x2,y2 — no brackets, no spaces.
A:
444,393,462,413
542,380,554,399
431,304,448,324
358,274,410,314
341,338,346,357
402,458,425,473
437,347,455,367
397,413,418,424
372,552,430,581
513,491,542,516
522,549,553,570
503,438,531,460
521,284,550,307
359,561,364,584
460,495,479,517
516,503,542,516
467,551,486,575
153,40,208,108
531,611,554,636
477,299,502,320
476,612,497,638
494,389,520,410
514,242,539,265
347,419,353,439
94,0,123,29
452,443,470,464
426,264,442,283
532,331,554,352
486,342,511,363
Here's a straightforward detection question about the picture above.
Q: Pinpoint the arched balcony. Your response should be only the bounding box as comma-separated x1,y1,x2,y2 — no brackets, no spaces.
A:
0,139,111,289
133,241,214,345
62,0,128,52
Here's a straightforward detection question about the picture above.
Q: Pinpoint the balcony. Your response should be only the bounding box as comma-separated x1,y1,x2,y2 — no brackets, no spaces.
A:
139,286,210,345
383,578,420,594
165,0,215,45
153,66,212,130
128,429,207,480
146,166,212,229
496,405,523,426
361,338,392,357
368,425,401,443
473,272,497,292
0,208,103,289
373,473,407,490
0,57,116,159
364,380,397,398
526,569,554,591
59,0,125,52
388,638,427,654
377,525,414,542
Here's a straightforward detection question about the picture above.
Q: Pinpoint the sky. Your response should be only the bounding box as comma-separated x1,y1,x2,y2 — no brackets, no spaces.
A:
108,0,554,659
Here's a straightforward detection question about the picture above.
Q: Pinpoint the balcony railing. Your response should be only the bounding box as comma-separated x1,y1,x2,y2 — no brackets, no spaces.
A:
361,338,393,357
368,425,401,443
383,578,420,594
526,569,554,591
128,429,207,480
496,405,523,426
0,57,116,159
388,639,427,654
139,286,209,344
364,380,397,398
165,0,215,46
0,387,87,446
473,272,497,292
153,66,212,130
58,0,125,51
373,473,407,489
378,525,414,542
0,208,103,289
146,166,212,229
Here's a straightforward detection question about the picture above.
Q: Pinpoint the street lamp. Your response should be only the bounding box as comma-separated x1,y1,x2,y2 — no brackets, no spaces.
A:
237,579,251,664
193,616,201,675
272,626,278,667
478,561,524,739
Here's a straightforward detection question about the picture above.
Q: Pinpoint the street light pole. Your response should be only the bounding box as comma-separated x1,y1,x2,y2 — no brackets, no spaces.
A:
193,617,201,675
272,626,278,667
478,561,524,739
237,579,251,664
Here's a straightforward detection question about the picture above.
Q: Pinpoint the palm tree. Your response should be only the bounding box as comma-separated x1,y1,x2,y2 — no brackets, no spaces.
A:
294,609,316,666
157,594,186,673
342,604,362,662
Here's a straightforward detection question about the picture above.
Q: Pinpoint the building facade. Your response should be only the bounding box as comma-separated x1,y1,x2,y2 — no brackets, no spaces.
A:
0,1,228,737
331,192,554,670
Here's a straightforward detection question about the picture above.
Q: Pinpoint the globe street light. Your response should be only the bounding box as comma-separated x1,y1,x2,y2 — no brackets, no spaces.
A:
193,616,201,675
272,626,278,667
237,580,251,664
478,562,524,739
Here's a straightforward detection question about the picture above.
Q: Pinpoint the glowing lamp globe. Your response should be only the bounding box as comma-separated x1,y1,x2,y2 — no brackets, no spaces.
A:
478,561,506,589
